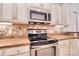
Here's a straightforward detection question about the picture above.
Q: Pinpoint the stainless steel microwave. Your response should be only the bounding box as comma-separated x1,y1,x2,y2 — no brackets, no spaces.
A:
29,10,51,23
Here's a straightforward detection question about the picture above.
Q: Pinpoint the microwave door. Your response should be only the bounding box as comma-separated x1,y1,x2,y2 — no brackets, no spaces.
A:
30,10,47,21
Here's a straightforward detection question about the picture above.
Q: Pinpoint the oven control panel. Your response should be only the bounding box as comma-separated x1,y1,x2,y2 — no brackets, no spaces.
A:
28,29,47,34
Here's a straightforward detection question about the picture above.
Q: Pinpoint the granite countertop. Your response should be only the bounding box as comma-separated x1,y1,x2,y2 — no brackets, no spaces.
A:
48,32,79,41
0,32,79,48
0,36,30,48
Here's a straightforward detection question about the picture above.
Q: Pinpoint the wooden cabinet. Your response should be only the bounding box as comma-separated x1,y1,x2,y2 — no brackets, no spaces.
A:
28,3,52,11
58,39,79,56
54,4,63,25
28,3,41,8
0,4,2,20
75,39,79,56
69,39,76,56
64,4,71,26
2,3,13,22
0,45,30,56
42,3,52,10
51,3,64,25
51,4,71,26
70,39,79,56
51,4,57,25
0,3,29,24
58,40,70,56
15,3,28,24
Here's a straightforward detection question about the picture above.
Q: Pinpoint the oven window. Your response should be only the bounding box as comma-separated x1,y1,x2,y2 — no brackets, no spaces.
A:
28,33,47,41
30,10,47,21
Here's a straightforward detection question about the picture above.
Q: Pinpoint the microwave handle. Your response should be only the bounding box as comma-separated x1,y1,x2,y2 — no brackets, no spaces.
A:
48,13,51,21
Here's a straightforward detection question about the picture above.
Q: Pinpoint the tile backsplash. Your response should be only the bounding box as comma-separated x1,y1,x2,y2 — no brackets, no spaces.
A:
0,24,64,37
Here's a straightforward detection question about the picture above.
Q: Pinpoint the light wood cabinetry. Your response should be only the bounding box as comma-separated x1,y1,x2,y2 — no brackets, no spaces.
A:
0,45,30,56
28,3,41,8
51,3,64,25
64,4,71,26
2,3,13,22
14,3,28,24
58,39,79,56
0,3,29,24
75,39,79,56
42,3,52,10
70,39,79,56
55,4,63,25
51,4,71,26
51,4,56,24
0,4,2,20
58,40,70,56
69,39,76,56
28,3,52,11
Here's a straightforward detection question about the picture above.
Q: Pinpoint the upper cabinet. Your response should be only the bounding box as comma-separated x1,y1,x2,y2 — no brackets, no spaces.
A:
66,4,71,26
56,4,63,25
2,3,13,22
51,3,71,26
0,4,2,20
28,3,41,8
62,4,71,26
27,3,52,11
0,3,29,24
14,3,28,24
51,3,63,25
41,3,52,11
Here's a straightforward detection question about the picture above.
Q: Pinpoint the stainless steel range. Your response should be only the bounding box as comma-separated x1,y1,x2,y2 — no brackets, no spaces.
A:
28,29,58,56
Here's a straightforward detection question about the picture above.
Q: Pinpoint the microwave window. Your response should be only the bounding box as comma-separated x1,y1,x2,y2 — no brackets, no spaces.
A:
30,10,47,21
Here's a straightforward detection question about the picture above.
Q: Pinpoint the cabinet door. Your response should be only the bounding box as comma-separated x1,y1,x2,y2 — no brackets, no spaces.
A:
16,3,28,24
42,3,52,10
62,4,71,26
3,45,30,56
69,39,76,56
0,3,2,20
65,4,71,26
58,40,70,56
51,4,56,24
62,4,72,32
55,4,63,25
2,3,13,22
12,3,17,20
75,39,79,56
29,3,41,8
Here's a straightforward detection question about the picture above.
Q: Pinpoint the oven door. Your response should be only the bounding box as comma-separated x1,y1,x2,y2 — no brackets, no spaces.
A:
30,10,48,21
31,44,58,56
